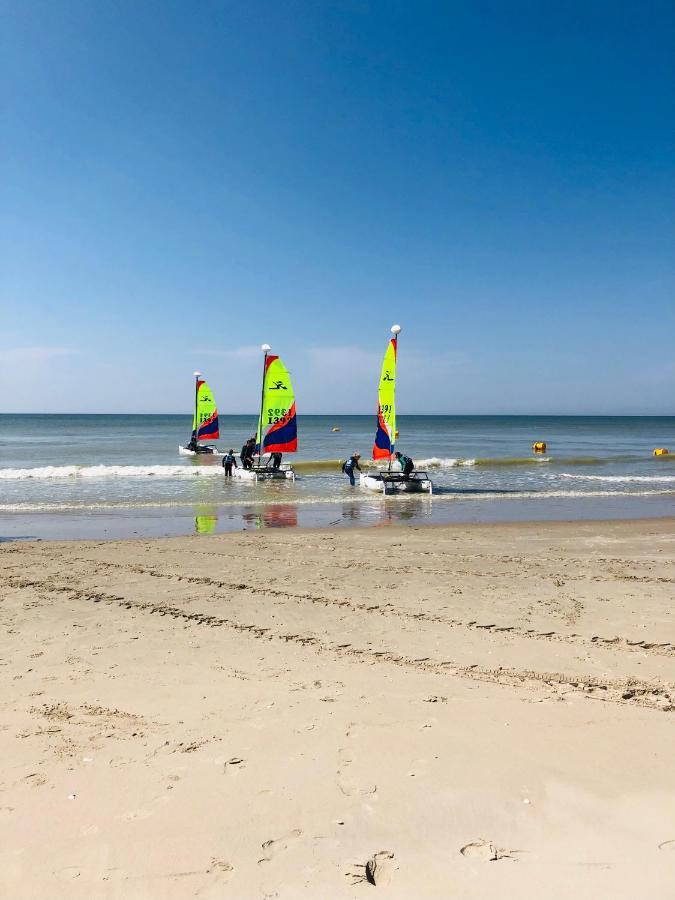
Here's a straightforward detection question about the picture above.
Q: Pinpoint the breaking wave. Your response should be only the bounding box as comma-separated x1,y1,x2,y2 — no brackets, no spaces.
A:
0,464,225,481
557,473,675,484
397,457,477,468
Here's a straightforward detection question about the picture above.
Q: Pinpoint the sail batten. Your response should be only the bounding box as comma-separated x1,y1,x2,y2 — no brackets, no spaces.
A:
193,380,220,441
372,337,397,459
256,355,297,455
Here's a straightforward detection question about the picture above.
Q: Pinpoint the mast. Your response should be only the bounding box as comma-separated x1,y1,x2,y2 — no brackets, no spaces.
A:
257,344,271,463
193,370,201,444
389,324,401,472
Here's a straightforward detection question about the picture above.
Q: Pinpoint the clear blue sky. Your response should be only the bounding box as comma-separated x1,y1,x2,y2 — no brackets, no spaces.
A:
1,0,673,414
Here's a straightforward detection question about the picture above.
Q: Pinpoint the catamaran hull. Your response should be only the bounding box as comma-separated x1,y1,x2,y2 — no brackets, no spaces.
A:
360,471,433,495
178,445,222,457
233,466,295,482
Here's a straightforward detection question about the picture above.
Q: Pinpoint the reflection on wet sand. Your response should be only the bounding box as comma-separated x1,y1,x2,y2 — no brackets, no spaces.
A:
242,504,299,530
363,496,434,527
192,496,434,535
194,506,218,534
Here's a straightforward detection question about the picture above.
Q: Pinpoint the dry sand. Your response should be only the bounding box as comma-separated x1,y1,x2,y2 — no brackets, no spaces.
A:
1,518,674,898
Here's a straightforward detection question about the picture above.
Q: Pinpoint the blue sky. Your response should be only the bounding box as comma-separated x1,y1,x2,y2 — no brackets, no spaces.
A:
1,0,673,414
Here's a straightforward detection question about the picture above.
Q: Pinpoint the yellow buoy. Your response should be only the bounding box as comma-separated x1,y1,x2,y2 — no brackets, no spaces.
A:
653,448,669,456
532,441,547,453
331,426,340,432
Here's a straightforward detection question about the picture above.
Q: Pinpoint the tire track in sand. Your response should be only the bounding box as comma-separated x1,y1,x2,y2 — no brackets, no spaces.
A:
6,553,673,659
4,573,673,713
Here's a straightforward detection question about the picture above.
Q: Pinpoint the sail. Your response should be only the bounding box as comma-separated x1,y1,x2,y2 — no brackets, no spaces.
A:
257,355,297,454
372,337,397,459
193,380,220,441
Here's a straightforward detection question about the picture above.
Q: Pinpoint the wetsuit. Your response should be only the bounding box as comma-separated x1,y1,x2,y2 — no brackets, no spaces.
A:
222,452,237,477
241,442,255,469
398,454,414,477
342,456,361,486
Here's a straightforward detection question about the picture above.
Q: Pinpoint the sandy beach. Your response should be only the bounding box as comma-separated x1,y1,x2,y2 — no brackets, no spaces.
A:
1,518,674,898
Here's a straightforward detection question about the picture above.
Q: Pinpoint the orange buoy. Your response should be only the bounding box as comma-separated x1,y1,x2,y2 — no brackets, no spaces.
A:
653,448,669,456
532,441,547,453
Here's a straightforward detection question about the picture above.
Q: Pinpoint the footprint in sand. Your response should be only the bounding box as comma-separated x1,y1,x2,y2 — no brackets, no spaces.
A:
460,839,523,862
346,850,396,886
200,858,235,891
658,840,675,851
365,850,396,886
258,828,303,864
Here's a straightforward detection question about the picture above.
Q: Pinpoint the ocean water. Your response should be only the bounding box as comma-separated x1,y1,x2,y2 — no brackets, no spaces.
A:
0,414,673,539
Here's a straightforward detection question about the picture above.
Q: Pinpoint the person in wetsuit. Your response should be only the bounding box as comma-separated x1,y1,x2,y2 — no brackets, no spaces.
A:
222,449,237,476
395,451,414,477
271,452,282,470
241,437,256,469
342,452,362,486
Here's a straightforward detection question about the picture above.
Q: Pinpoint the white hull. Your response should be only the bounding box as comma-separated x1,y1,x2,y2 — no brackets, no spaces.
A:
360,471,433,495
178,445,222,457
233,464,295,482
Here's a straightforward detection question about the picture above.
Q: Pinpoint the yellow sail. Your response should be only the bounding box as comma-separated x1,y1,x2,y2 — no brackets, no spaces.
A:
256,355,297,454
192,379,219,441
372,337,397,459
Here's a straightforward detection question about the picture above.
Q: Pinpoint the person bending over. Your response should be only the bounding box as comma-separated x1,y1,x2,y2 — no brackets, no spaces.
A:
241,437,256,469
395,451,414,477
342,452,362,486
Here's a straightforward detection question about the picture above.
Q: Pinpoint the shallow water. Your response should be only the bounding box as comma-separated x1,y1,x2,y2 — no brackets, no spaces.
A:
0,414,673,538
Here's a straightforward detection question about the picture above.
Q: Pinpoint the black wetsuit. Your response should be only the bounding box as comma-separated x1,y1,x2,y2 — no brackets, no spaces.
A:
342,456,361,486
222,452,237,476
398,454,414,477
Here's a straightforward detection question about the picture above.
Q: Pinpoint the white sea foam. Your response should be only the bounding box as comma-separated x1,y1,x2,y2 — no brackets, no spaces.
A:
446,488,675,500
556,473,675,484
384,457,477,469
0,464,224,481
392,456,551,468
1,487,673,513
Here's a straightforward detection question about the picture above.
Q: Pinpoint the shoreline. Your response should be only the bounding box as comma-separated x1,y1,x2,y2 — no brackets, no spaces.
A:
2,512,675,545
2,518,674,897
1,491,673,541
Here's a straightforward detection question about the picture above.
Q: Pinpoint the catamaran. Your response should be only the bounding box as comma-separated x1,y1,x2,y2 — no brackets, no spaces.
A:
178,371,221,456
233,344,297,481
360,325,433,495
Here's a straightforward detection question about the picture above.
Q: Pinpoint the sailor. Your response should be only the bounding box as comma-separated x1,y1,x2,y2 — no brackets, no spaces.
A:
241,437,256,469
187,431,198,452
222,449,237,477
395,451,414,477
271,452,282,470
342,452,361,486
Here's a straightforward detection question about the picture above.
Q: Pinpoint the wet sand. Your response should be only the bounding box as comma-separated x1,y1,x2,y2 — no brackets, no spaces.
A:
1,518,674,898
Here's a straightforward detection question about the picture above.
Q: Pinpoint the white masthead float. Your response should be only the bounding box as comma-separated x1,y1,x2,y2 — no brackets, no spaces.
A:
233,344,297,481
360,325,432,494
179,371,222,456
